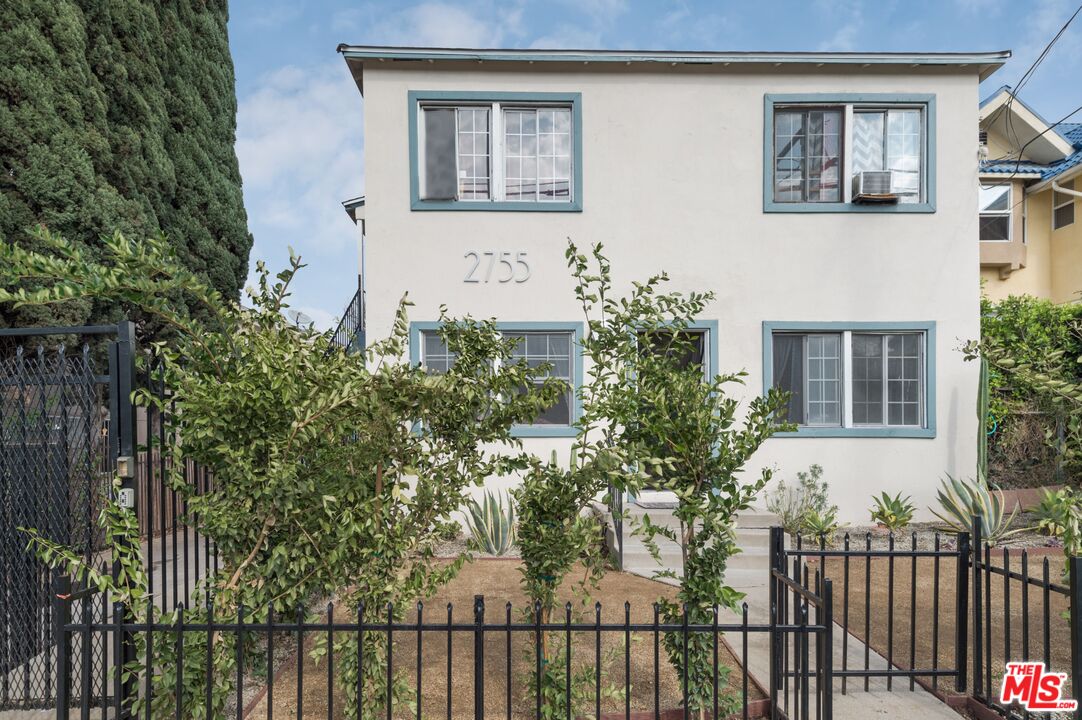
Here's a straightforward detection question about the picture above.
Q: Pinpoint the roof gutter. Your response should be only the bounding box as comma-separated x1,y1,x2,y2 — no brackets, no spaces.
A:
1028,164,1082,194
1052,180,1082,199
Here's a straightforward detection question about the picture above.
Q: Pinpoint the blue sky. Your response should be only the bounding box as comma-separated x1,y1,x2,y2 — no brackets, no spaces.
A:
227,0,1082,328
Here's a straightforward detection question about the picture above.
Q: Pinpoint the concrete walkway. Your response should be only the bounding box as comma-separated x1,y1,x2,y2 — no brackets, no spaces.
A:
620,508,963,720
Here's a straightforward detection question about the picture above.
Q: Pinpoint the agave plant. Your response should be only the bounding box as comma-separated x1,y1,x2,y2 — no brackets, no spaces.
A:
1034,487,1081,538
870,491,916,531
930,474,1023,543
464,489,516,556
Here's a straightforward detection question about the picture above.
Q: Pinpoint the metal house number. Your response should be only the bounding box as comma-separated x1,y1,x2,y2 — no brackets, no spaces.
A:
463,251,530,283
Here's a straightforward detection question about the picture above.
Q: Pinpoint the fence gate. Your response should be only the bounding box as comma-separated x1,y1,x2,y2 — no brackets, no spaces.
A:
0,323,135,710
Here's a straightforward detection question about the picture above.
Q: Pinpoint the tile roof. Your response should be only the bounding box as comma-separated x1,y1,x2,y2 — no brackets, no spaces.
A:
980,123,1082,180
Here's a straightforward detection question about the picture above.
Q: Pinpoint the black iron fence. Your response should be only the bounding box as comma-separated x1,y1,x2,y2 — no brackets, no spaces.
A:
53,579,833,720
970,517,1078,720
778,527,970,695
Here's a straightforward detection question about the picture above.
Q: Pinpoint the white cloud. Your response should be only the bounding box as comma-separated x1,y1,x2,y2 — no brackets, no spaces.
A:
558,0,628,27
814,0,864,51
236,62,364,321
336,1,525,47
530,25,604,49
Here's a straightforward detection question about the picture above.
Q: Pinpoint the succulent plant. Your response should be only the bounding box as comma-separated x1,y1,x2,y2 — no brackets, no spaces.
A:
463,489,516,556
870,492,916,531
930,474,1023,543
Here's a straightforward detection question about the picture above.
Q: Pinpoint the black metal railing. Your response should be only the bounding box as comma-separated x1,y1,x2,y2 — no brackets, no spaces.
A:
970,515,1079,720
777,527,969,695
328,288,365,355
53,587,833,720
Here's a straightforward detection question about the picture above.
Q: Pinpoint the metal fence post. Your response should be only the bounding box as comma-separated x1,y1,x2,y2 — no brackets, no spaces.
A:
821,578,833,720
109,320,138,717
769,526,783,694
1069,556,1082,720
474,595,485,720
955,530,970,694
972,515,984,699
52,574,71,720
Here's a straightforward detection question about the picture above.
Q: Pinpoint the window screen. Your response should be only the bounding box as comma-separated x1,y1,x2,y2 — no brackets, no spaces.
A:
1055,180,1076,230
979,184,1011,241
422,108,458,200
506,331,573,425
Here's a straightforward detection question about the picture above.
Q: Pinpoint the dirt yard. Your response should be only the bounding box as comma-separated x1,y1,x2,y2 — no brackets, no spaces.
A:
806,547,1071,698
244,561,762,719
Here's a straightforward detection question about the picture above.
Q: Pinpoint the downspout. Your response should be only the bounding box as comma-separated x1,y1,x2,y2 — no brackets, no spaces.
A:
1052,180,1082,198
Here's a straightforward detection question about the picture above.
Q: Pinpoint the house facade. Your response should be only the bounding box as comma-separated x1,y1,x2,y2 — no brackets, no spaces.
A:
979,86,1082,302
338,46,1008,522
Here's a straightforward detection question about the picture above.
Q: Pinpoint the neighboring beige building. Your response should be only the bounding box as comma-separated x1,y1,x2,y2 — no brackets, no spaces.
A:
338,46,1008,522
979,87,1082,302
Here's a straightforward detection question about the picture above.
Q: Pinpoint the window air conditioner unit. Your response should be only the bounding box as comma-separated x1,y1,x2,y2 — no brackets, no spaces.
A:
853,170,900,203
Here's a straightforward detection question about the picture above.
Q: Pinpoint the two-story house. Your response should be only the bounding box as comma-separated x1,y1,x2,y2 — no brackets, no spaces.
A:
978,86,1082,302
336,45,1009,522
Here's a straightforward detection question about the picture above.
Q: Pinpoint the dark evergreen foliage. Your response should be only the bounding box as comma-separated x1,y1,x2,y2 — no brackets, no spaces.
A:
0,0,251,329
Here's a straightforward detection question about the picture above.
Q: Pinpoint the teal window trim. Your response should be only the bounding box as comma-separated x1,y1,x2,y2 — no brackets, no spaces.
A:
409,320,584,438
408,91,583,212
763,93,936,214
762,321,936,438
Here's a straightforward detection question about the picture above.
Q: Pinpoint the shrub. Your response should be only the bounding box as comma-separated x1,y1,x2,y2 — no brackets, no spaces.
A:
764,464,833,536
870,492,916,531
1034,487,1082,538
930,474,1022,544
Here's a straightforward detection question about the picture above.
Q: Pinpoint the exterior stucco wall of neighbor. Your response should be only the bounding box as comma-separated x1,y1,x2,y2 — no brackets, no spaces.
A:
361,65,981,523
1049,187,1082,304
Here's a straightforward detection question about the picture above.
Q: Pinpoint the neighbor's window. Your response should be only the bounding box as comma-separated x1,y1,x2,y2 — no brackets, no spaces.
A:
419,103,574,204
1054,180,1075,230
979,184,1011,241
420,329,574,426
772,331,925,428
772,102,928,205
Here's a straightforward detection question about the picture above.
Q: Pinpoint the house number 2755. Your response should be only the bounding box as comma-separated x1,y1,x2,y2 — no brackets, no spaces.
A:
464,251,530,283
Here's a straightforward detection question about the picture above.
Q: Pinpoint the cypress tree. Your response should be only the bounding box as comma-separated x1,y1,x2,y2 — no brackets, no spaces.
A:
0,0,251,329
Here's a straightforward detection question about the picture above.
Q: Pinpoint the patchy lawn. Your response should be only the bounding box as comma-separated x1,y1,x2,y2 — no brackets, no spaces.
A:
244,561,762,719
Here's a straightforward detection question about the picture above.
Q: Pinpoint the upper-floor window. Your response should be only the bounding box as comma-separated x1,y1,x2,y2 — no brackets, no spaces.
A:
410,92,582,212
764,94,936,214
1054,180,1075,230
979,184,1011,241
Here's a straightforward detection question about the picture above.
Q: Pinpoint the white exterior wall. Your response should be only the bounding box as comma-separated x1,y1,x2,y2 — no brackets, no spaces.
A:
358,64,981,523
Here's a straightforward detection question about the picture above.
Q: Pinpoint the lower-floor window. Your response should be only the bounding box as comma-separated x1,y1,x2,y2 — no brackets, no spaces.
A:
419,328,574,426
771,329,926,429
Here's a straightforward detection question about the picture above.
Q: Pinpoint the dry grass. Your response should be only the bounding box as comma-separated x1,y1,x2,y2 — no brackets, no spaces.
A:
807,549,1071,698
244,561,761,719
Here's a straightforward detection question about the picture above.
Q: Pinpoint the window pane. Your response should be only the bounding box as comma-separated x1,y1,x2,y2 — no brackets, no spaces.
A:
422,108,458,200
980,211,1010,242
853,112,885,174
456,107,490,200
805,334,841,425
980,184,1010,212
505,107,572,202
886,109,921,203
774,109,841,203
421,331,457,374
1055,201,1075,230
885,333,922,426
851,334,884,425
504,331,574,426
772,334,805,425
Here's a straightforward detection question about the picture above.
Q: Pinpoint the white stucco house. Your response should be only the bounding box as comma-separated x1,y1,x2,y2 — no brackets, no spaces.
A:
335,45,1010,524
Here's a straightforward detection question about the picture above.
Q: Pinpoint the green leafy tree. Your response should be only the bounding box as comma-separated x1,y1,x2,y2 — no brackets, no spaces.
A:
566,242,793,716
1,229,558,719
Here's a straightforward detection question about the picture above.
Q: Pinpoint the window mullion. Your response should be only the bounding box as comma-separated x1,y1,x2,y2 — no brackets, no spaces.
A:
842,331,853,428
492,103,503,202
881,334,890,427
843,106,854,203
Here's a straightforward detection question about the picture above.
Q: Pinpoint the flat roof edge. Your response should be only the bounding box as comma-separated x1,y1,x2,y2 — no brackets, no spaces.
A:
337,45,1011,68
